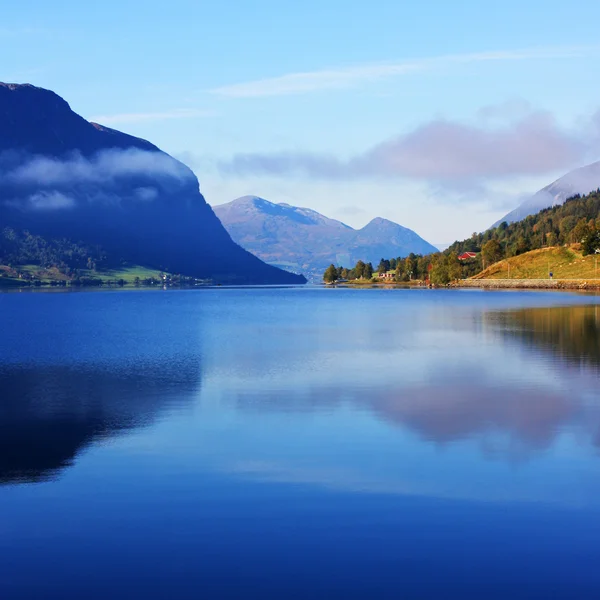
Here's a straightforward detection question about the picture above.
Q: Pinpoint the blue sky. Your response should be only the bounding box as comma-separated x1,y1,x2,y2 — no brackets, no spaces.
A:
4,0,600,243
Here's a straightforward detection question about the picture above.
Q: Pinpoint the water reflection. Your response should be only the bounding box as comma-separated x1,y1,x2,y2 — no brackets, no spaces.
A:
0,360,201,484
223,303,600,460
3,291,600,484
0,292,203,485
493,305,600,369
366,380,579,449
3,290,600,600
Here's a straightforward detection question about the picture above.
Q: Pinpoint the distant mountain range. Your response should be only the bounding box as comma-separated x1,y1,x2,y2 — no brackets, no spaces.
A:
213,196,438,279
493,161,600,227
0,82,305,285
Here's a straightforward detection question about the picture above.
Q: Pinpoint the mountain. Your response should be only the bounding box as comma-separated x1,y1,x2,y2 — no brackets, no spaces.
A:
493,161,600,227
0,83,305,285
213,196,438,279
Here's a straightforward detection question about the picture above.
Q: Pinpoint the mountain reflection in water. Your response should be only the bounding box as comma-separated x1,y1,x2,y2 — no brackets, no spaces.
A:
225,303,600,460
0,291,202,485
2,292,600,485
0,360,201,484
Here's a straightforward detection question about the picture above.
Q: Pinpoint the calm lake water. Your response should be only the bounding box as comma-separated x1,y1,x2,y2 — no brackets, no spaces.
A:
2,287,600,599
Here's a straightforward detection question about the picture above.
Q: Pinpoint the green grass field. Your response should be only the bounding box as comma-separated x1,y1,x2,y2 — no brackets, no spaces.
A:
473,245,600,280
0,263,169,287
87,265,166,283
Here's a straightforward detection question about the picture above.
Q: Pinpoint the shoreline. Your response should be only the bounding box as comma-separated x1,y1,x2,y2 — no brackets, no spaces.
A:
453,279,600,290
327,278,600,291
6,278,600,292
329,280,425,288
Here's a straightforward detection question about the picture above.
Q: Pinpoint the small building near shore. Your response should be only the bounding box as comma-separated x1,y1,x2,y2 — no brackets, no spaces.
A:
378,271,395,280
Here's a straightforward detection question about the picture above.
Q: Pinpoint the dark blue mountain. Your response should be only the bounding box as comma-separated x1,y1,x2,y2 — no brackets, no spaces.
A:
0,83,305,284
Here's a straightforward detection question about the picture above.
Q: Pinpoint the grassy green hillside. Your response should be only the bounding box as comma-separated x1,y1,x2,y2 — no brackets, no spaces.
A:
91,265,167,283
472,245,600,280
0,263,174,288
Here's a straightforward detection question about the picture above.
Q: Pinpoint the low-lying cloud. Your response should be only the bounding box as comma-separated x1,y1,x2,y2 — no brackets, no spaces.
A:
219,110,598,185
5,190,77,211
0,148,198,211
4,148,193,186
27,191,76,210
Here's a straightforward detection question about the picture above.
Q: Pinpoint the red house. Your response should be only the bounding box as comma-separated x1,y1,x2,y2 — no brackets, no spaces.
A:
458,252,477,261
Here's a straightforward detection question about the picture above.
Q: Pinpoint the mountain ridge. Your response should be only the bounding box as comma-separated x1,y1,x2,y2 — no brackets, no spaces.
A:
213,195,438,279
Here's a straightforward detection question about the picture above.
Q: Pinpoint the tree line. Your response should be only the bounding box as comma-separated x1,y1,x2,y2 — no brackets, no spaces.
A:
324,252,462,285
324,190,600,285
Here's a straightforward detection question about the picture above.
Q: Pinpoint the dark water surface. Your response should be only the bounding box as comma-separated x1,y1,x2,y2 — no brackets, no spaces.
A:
2,287,600,599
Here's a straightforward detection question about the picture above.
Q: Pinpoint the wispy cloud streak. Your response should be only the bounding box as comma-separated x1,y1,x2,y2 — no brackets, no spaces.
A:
212,63,419,97
210,45,598,98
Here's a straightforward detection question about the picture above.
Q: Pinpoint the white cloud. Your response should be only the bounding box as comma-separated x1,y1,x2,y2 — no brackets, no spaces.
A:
218,109,594,184
5,148,193,186
0,149,199,213
89,109,215,125
27,191,75,210
210,45,598,98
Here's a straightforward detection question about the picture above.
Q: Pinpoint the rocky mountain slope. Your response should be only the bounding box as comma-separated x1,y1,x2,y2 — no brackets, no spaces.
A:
213,196,438,279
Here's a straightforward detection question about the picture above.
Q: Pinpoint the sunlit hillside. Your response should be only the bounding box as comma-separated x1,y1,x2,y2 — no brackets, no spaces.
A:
472,245,600,280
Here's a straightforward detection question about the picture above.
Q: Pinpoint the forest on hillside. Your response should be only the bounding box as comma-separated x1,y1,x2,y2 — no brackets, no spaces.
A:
0,227,199,287
448,190,600,258
324,190,600,285
0,227,109,276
